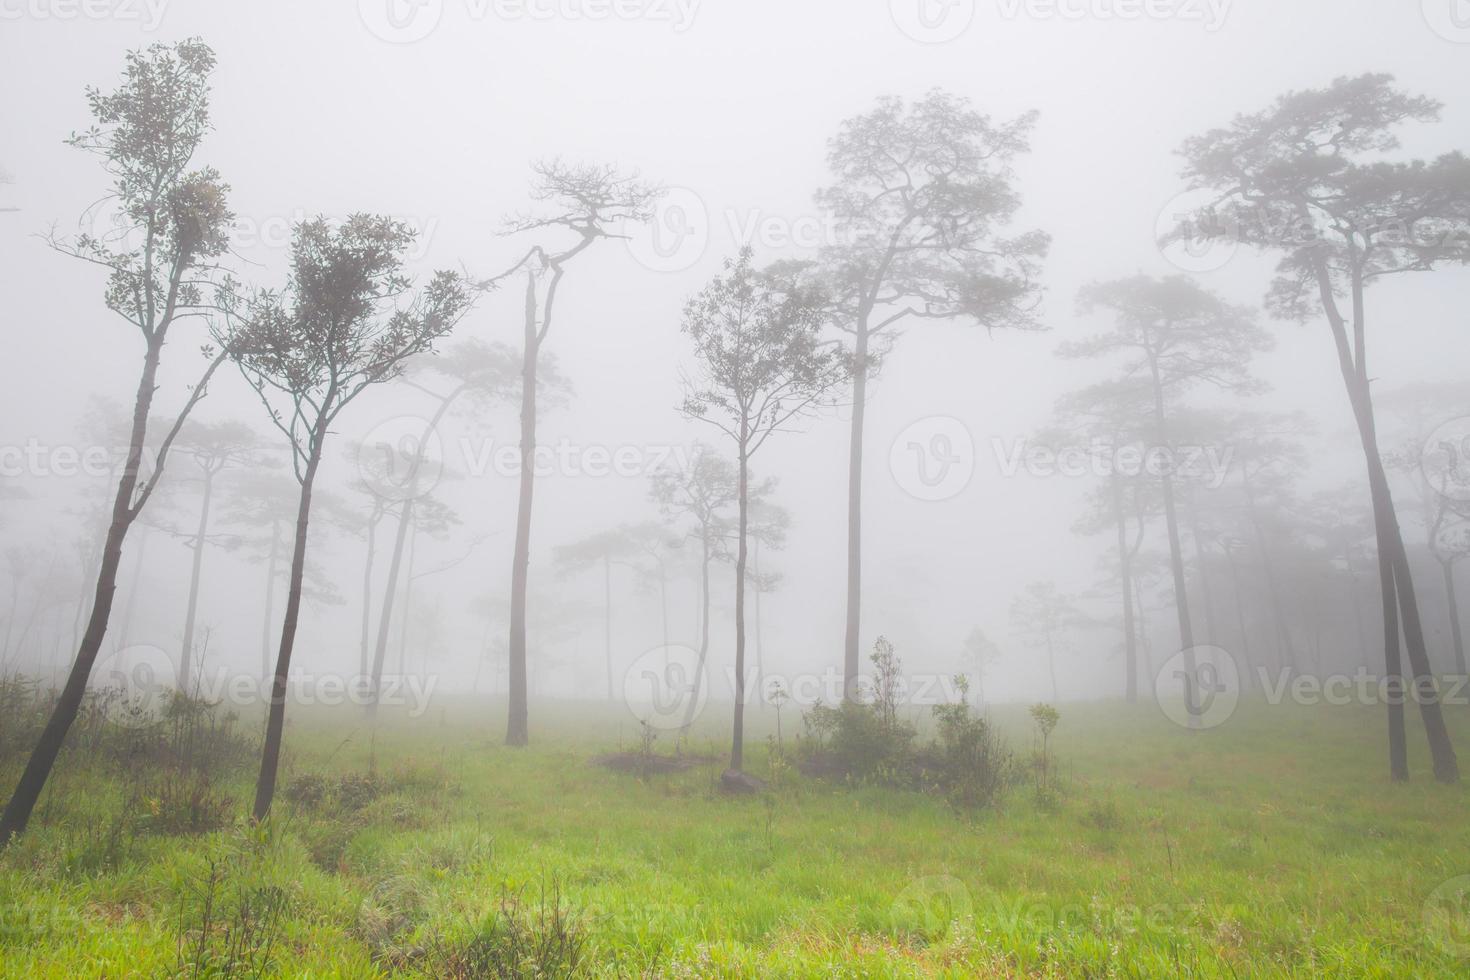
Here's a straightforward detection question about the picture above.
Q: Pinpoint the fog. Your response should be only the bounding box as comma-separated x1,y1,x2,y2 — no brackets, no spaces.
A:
3,4,1470,747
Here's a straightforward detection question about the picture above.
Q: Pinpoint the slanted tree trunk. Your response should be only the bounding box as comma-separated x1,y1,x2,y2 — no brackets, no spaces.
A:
506,270,538,747
1,342,163,842
1375,517,1409,780
842,324,869,703
253,433,325,821
178,466,217,695
1442,560,1467,676
369,499,413,713
261,518,280,682
1315,251,1454,780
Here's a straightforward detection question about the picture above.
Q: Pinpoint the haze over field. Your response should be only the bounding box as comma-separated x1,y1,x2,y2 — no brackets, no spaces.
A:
2,4,1470,975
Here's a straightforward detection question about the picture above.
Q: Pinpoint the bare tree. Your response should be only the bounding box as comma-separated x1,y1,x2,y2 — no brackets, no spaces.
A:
223,214,470,820
679,247,847,779
815,89,1049,701
486,161,661,747
1,39,235,844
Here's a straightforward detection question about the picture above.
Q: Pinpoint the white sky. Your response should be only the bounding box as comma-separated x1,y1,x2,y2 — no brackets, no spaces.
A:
1,0,1468,705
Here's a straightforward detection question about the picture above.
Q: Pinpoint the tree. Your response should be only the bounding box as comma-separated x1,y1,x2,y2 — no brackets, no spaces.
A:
679,247,847,776
744,497,789,709
1061,276,1270,725
961,627,1002,705
223,214,469,820
1010,581,1083,703
1053,379,1159,703
553,528,641,701
1171,73,1470,781
365,340,518,709
487,161,661,747
621,519,684,655
650,445,739,731
162,419,260,692
218,468,342,680
2,39,235,844
815,89,1048,700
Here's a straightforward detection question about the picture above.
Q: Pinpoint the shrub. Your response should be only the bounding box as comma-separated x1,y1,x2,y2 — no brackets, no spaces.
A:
799,641,1016,809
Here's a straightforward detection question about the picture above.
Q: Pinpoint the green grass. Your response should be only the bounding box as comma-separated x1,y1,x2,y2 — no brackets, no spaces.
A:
2,697,1468,977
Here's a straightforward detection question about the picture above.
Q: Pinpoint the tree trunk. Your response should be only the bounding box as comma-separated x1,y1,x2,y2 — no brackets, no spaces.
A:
753,538,765,711
506,271,538,746
369,499,412,711
396,522,416,678
1185,489,1219,645
261,519,280,682
115,527,149,651
1442,560,1467,676
1352,378,1455,780
252,440,323,821
178,466,215,695
1243,481,1295,674
1310,254,1454,781
1110,472,1139,703
1148,358,1199,726
1224,547,1254,693
730,442,751,772
1045,634,1058,702
681,536,712,731
359,514,378,681
842,323,869,702
603,555,613,701
1375,517,1409,781
0,339,163,843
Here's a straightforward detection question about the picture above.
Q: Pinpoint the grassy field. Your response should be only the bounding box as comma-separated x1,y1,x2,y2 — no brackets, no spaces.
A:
2,695,1469,977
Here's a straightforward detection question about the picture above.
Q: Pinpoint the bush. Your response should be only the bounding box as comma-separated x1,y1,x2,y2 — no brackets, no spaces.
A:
799,639,1016,810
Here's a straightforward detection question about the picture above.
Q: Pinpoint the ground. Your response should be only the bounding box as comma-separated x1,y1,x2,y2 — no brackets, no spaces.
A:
1,696,1468,977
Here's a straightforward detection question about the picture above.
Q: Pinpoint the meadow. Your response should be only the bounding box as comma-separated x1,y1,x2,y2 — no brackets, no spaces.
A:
1,694,1468,978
